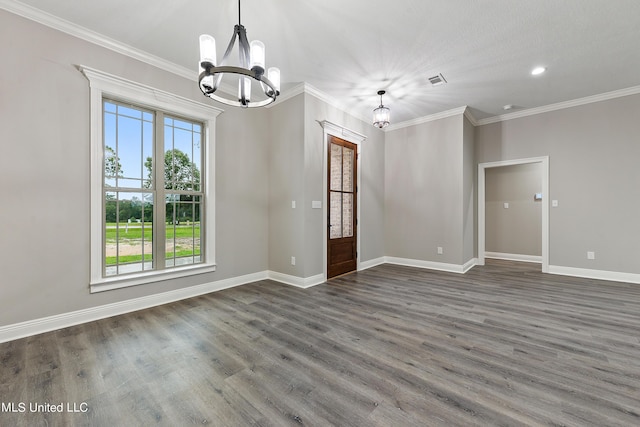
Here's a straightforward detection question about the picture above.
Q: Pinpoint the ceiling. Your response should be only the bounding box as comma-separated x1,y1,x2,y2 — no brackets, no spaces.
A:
6,0,640,124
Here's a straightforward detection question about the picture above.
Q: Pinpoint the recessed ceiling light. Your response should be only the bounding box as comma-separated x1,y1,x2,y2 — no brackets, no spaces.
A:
531,66,546,76
503,104,513,111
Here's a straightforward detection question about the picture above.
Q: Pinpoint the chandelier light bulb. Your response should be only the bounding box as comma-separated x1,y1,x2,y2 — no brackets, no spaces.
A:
238,76,252,106
268,67,281,93
250,40,265,74
199,34,216,67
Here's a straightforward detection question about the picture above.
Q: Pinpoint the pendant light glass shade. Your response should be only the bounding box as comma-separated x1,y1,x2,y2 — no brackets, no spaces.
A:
373,105,390,128
372,90,390,128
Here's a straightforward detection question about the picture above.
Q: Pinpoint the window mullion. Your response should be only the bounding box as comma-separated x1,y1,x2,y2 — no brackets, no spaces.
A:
154,111,166,271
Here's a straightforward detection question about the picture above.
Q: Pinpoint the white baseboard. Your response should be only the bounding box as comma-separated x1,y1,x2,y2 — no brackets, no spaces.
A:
462,258,478,273
485,252,542,264
385,256,477,274
548,265,640,285
0,271,269,344
267,271,325,288
359,257,386,271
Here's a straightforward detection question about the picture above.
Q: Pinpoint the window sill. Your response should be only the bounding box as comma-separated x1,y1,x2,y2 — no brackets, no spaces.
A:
90,263,217,293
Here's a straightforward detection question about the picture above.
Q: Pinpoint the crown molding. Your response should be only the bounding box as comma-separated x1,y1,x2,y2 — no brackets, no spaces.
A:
463,108,479,126
1,0,195,80
271,82,372,125
385,106,470,132
477,85,640,126
304,83,372,124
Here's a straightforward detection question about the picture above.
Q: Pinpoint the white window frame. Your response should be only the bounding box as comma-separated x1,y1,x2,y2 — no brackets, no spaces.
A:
80,66,222,293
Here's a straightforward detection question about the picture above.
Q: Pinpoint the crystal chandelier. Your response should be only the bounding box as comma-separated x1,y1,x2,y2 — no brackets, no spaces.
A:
373,90,390,128
198,0,280,108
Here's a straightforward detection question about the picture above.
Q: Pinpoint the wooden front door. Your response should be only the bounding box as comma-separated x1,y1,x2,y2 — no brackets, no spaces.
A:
327,136,357,278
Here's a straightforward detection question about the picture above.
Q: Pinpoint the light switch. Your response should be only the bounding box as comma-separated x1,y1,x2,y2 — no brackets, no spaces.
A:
291,200,296,209
503,202,509,209
312,201,322,209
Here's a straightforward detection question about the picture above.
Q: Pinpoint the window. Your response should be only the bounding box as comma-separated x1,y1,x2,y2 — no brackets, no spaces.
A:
104,101,204,276
81,66,222,292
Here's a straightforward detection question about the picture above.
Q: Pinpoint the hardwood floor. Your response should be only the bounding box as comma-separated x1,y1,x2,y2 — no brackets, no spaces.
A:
1,260,640,426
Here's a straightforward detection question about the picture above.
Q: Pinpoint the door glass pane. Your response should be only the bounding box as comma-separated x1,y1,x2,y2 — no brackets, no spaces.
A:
329,192,342,239
330,143,342,191
342,193,353,237
342,147,353,192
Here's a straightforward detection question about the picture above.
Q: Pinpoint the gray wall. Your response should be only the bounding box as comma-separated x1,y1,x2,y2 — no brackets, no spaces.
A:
463,116,476,262
385,115,466,264
485,163,542,256
267,94,306,277
0,11,269,326
476,93,640,273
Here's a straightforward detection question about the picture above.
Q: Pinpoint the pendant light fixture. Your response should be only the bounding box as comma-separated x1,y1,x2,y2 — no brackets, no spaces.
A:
198,0,280,108
373,90,390,128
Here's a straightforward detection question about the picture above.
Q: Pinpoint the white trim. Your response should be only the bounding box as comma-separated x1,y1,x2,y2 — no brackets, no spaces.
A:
303,83,371,123
462,258,478,273
78,66,223,120
90,264,218,293
385,256,477,274
477,85,640,125
485,252,542,264
549,265,640,285
2,1,194,80
359,257,386,271
478,157,549,273
463,108,479,126
268,82,373,126
79,66,222,291
385,106,469,132
320,121,366,282
268,271,325,289
0,271,268,344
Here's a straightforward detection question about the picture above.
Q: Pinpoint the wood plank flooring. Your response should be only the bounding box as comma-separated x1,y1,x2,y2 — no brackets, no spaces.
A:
1,260,640,426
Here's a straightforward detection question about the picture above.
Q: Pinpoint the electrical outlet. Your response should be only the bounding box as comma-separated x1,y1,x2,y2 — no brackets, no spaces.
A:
587,251,595,260
437,247,443,255
291,256,296,265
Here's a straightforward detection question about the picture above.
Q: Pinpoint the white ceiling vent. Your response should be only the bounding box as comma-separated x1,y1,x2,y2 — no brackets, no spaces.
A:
428,73,447,86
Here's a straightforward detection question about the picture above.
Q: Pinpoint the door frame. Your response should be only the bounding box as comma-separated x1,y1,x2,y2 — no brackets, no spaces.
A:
477,156,549,272
320,121,366,281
